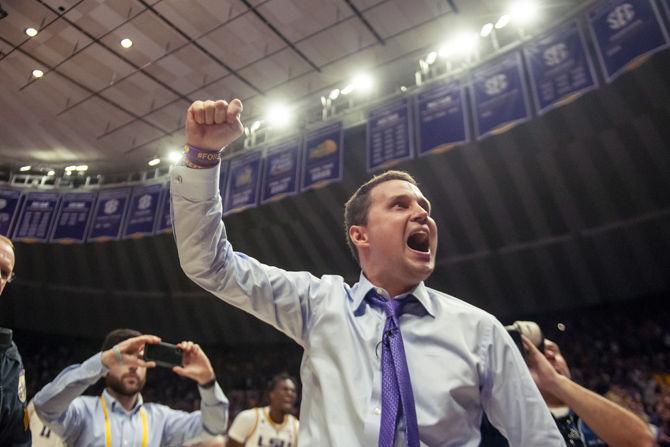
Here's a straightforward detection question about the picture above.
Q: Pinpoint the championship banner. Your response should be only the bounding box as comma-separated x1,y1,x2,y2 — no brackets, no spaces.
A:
261,138,301,204
0,188,22,237
587,0,670,82
88,187,131,241
123,184,162,238
416,81,468,156
50,192,96,243
155,184,172,234
13,192,60,242
300,121,343,191
367,98,413,172
524,20,599,115
223,151,262,215
472,51,531,140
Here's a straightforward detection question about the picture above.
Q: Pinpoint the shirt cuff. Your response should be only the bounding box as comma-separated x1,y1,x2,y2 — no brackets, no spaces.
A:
89,352,109,378
198,381,228,406
170,163,221,202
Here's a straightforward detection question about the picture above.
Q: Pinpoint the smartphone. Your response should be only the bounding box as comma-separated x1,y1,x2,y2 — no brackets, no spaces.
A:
143,342,183,368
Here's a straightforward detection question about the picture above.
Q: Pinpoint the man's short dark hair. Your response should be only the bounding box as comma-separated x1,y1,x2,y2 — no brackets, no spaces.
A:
343,170,417,263
267,372,296,394
101,328,141,351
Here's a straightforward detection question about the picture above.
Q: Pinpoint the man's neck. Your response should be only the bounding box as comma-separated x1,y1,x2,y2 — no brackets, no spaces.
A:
268,406,286,424
106,388,139,412
363,273,415,298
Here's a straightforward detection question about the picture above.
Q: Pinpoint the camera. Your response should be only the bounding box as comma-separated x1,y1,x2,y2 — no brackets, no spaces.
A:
505,321,545,358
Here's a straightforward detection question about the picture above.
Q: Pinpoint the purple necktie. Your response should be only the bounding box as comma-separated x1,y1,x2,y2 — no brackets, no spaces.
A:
367,290,420,447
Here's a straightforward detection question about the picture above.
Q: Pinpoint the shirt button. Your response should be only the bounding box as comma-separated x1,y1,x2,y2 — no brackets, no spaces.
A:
175,175,183,184
374,407,381,415
376,288,384,295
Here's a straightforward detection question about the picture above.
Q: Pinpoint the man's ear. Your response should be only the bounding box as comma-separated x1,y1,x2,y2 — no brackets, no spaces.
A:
349,225,369,249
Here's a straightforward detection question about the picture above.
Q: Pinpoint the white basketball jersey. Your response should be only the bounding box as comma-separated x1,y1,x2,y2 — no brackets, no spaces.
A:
228,406,299,447
27,401,65,447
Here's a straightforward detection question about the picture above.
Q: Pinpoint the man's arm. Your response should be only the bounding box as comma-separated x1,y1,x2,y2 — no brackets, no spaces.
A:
480,320,566,446
33,335,159,440
171,99,324,345
161,341,229,444
523,338,655,447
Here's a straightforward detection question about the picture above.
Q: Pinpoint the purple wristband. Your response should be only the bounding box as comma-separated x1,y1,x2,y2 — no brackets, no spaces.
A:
183,144,222,167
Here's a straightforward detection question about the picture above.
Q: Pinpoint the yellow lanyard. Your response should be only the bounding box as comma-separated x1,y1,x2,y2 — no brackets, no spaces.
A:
99,396,149,447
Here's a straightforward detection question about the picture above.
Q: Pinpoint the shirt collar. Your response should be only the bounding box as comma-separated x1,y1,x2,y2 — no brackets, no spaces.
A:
102,388,144,415
351,272,435,318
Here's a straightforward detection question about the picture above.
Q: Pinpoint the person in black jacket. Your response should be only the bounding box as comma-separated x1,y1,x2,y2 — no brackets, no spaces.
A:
0,235,30,446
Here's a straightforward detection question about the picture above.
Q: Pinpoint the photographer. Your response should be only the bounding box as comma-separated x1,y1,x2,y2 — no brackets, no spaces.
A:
522,331,655,447
33,329,228,446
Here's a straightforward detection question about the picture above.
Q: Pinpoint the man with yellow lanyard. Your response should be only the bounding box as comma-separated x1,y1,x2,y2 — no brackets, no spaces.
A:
32,329,229,446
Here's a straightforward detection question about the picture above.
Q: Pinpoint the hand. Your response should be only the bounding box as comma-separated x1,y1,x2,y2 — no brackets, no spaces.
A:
101,335,160,369
186,99,244,151
521,335,563,396
172,341,216,386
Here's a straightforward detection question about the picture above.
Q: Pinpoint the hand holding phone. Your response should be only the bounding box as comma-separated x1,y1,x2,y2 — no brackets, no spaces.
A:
143,342,183,368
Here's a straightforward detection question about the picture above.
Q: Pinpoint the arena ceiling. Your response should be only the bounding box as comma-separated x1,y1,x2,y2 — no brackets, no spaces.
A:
0,0,536,173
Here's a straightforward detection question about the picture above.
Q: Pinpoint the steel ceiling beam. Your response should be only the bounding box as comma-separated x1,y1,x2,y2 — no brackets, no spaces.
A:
341,0,385,46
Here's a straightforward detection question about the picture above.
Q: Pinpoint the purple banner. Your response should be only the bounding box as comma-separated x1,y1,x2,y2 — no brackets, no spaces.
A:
261,138,301,204
13,192,60,242
416,81,468,156
524,21,599,115
0,188,22,237
587,0,670,82
50,192,96,243
155,184,172,234
472,51,531,140
301,122,343,191
123,184,163,238
88,188,131,241
367,98,413,172
223,151,263,215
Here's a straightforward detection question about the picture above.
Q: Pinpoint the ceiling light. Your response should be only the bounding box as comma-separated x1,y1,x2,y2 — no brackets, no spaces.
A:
19,165,31,172
480,23,494,37
75,164,88,171
65,171,72,176
438,43,453,58
25,27,38,37
495,14,510,29
265,103,291,128
32,69,44,78
47,170,55,176
167,150,182,163
64,165,76,172
509,1,539,24
120,38,133,48
351,73,373,93
328,89,340,100
148,157,161,166
426,51,438,65
340,84,354,95
250,120,262,132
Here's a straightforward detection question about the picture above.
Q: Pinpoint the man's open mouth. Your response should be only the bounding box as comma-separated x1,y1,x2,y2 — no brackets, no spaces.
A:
406,231,430,253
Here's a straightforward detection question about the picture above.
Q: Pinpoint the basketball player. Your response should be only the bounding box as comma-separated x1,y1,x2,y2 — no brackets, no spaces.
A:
227,374,299,447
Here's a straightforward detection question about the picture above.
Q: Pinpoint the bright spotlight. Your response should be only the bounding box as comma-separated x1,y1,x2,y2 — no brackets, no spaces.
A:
426,51,438,65
32,69,44,78
328,89,340,100
495,14,510,29
19,165,31,172
65,171,72,176
351,73,373,93
120,38,133,48
438,43,453,58
510,1,539,24
25,27,38,37
47,170,55,176
76,165,88,172
148,157,161,166
452,32,478,56
250,120,262,132
167,150,182,163
341,84,354,95
480,23,494,37
266,103,291,128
